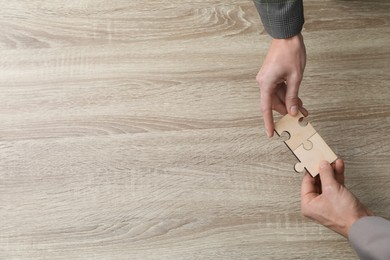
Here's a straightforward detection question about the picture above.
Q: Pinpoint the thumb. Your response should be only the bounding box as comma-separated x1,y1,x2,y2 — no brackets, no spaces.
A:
318,161,338,189
285,78,300,116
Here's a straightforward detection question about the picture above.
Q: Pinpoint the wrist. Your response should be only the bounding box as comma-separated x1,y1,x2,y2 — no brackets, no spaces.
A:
272,33,303,44
270,34,305,55
345,207,373,237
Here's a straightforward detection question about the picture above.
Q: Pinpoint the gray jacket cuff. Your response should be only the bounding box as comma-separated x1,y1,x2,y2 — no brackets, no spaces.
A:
253,0,304,39
348,216,390,260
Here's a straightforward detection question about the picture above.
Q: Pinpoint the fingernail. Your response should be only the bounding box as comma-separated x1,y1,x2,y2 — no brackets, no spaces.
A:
291,106,298,115
320,161,328,169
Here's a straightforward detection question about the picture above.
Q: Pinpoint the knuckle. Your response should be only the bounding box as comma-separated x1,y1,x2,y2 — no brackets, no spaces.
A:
256,73,271,90
256,75,265,86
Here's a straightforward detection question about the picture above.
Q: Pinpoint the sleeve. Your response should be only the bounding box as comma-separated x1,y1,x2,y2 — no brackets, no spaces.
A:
348,216,390,260
253,0,304,39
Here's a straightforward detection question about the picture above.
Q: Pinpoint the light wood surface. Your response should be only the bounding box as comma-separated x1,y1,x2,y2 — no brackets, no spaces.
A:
1,0,389,259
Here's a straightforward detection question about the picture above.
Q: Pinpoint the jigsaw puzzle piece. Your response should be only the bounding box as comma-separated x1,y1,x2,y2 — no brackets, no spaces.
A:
293,132,337,177
274,111,316,151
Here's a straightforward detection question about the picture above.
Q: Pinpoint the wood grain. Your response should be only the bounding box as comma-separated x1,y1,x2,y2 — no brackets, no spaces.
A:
0,0,389,259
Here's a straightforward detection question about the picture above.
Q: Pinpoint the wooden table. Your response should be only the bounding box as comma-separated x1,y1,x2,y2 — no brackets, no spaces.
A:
1,1,389,259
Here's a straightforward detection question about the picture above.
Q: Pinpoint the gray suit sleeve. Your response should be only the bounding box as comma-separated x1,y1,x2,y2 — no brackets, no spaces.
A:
348,216,390,260
253,0,304,39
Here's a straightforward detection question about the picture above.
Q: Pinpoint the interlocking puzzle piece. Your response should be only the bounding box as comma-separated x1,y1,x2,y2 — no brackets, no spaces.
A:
274,111,316,151
293,132,337,177
274,111,337,177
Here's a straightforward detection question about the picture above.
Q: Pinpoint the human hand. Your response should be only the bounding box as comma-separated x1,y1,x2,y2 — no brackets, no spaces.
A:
256,33,307,137
301,159,373,237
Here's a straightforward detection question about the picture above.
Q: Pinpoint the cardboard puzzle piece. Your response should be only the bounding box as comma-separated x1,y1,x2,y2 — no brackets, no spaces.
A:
274,110,316,151
293,132,337,177
274,111,337,177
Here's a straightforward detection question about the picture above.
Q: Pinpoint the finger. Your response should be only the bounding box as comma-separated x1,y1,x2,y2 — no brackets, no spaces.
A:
276,82,287,102
274,83,288,115
318,160,338,190
314,174,322,194
273,101,288,115
285,77,301,116
301,171,319,202
300,106,309,117
334,159,345,185
272,92,288,115
298,99,309,117
260,89,274,138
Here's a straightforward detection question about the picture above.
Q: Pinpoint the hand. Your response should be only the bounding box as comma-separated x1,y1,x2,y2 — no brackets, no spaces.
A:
301,159,373,237
256,33,307,137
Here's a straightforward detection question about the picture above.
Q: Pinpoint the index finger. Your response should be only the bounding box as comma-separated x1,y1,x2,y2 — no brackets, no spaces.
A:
301,172,318,203
260,89,274,137
318,161,338,189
